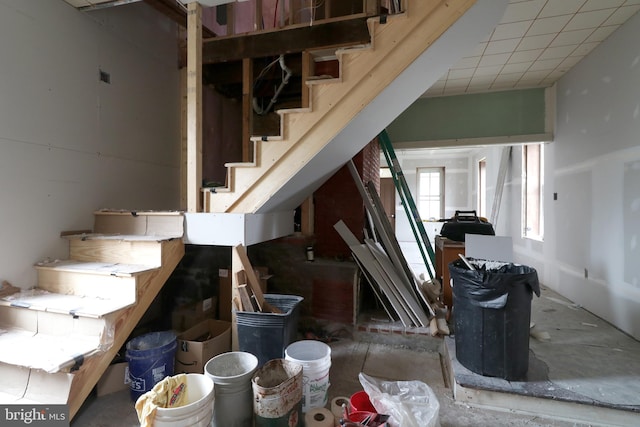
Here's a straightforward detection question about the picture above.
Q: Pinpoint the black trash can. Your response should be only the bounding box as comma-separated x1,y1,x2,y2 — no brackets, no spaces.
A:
236,294,303,367
449,258,540,381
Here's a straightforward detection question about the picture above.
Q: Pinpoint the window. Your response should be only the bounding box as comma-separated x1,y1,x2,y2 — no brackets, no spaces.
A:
417,167,444,220
522,144,543,240
478,159,487,218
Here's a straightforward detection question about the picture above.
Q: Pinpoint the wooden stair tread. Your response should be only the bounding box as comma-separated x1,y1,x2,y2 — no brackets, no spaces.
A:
0,289,133,318
64,233,178,242
34,260,159,276
0,327,102,373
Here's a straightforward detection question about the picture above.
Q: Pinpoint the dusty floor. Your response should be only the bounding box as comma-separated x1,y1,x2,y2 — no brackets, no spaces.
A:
71,286,639,426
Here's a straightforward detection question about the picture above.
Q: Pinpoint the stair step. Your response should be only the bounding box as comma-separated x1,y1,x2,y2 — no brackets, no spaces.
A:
0,363,73,404
0,307,107,373
64,234,173,265
0,289,133,318
35,260,154,302
93,209,183,238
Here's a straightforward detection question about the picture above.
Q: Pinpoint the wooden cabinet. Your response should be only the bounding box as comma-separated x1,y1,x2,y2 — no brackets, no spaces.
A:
435,236,465,309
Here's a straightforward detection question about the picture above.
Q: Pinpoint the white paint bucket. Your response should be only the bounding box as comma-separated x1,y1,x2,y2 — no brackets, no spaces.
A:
285,340,331,413
153,374,214,427
205,351,258,427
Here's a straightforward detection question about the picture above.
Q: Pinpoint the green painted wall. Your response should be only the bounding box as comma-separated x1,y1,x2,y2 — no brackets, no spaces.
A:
386,88,546,142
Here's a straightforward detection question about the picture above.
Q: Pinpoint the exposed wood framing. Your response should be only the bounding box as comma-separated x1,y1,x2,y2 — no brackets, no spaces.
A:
242,58,253,163
300,196,314,235
186,2,203,213
202,16,371,63
301,51,312,109
180,67,187,210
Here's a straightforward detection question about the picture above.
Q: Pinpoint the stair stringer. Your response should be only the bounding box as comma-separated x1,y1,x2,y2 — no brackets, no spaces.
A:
207,0,487,213
67,237,184,419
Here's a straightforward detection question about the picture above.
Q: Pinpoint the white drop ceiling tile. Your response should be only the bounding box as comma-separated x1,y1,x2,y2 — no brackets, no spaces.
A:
570,41,600,56
495,72,526,83
491,21,533,40
473,65,505,76
451,56,481,69
623,0,640,5
470,74,496,85
521,69,552,83
558,55,585,69
478,53,512,67
444,78,472,89
538,0,587,18
528,57,564,71
585,25,619,42
63,0,91,6
424,86,445,97
508,49,544,63
581,0,626,11
549,28,593,46
491,81,519,90
502,62,532,73
539,45,578,60
501,0,546,24
485,38,521,55
603,5,640,25
564,9,616,31
448,68,476,80
526,14,573,36
517,34,556,50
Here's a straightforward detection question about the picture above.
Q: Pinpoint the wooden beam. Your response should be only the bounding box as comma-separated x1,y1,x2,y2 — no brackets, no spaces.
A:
301,51,312,109
143,0,216,37
202,16,371,64
180,67,187,211
186,2,202,213
242,58,253,163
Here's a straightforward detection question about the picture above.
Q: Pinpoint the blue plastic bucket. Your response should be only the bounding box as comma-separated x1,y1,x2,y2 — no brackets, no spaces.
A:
126,331,178,401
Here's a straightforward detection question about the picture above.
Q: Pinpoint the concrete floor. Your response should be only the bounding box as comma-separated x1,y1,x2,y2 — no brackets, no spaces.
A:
71,285,640,426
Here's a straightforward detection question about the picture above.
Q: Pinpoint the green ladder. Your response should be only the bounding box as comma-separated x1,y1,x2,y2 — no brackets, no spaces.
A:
379,129,436,280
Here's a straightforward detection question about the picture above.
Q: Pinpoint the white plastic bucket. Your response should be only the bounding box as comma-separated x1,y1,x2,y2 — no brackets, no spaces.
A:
153,374,214,427
285,340,331,413
205,351,258,427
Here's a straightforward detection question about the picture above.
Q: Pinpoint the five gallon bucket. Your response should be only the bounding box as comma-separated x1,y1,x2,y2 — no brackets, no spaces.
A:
252,359,303,427
285,340,331,413
152,374,214,427
205,351,258,427
126,331,178,401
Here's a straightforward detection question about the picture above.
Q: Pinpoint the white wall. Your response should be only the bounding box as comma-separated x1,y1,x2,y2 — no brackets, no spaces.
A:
390,148,476,278
504,11,640,339
0,0,181,288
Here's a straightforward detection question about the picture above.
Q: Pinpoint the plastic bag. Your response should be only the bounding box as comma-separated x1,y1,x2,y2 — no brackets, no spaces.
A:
448,258,540,309
358,373,440,427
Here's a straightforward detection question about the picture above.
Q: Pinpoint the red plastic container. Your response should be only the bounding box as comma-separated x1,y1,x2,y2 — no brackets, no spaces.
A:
350,390,376,413
349,411,376,423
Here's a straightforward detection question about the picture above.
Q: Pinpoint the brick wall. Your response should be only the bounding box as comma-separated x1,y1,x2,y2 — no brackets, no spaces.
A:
313,138,380,259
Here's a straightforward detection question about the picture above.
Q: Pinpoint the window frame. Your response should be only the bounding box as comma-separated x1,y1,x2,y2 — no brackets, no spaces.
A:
416,167,445,221
522,143,544,241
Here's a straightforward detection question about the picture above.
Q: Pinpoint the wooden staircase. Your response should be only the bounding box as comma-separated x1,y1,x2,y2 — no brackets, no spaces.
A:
203,0,480,214
0,210,184,419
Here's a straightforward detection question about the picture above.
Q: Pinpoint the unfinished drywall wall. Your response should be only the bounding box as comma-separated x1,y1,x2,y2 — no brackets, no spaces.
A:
505,11,640,339
0,1,181,287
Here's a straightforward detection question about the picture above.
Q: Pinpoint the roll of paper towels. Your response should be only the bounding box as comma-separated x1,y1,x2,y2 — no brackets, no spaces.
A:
304,407,334,427
330,396,350,420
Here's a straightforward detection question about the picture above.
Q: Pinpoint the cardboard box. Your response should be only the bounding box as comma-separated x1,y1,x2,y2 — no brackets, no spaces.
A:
175,319,231,374
96,362,130,397
171,297,217,332
219,267,271,322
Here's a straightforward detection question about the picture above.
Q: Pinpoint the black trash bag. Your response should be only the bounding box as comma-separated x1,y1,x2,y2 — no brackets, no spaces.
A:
449,258,540,309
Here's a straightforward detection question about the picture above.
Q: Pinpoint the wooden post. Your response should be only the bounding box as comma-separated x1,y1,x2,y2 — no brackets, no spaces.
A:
254,0,263,31
301,196,314,235
301,51,313,109
242,58,253,163
186,2,202,213
180,67,188,211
